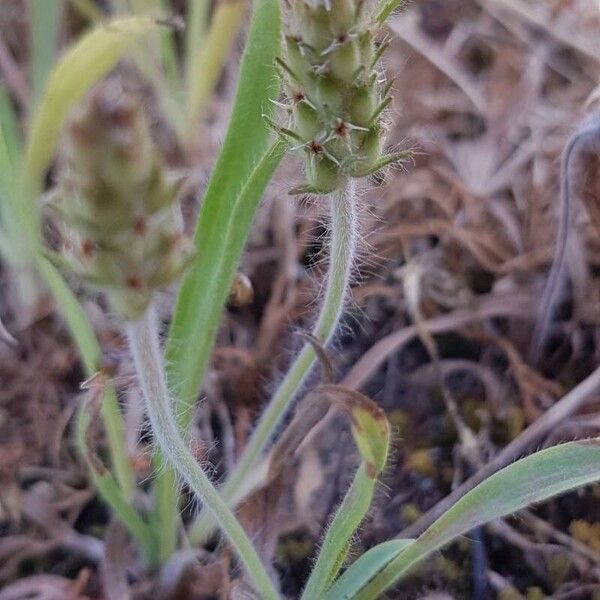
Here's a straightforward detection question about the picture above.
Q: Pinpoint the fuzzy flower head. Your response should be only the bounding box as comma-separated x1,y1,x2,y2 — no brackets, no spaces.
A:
56,83,193,320
278,0,403,194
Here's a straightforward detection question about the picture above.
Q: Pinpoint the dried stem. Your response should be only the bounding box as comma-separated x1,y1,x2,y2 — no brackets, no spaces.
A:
530,117,600,360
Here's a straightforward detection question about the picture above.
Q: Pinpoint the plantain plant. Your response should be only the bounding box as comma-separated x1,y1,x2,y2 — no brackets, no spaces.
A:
2,1,600,599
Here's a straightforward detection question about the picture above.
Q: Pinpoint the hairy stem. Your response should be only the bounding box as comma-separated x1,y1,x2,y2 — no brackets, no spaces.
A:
126,307,280,600
190,178,359,543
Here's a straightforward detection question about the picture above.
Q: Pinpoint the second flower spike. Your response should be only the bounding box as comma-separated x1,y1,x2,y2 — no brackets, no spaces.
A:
56,83,194,320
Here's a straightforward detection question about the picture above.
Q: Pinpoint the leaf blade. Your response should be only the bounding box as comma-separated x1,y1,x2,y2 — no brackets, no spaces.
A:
30,0,64,105
323,540,414,600
334,440,600,599
37,256,136,498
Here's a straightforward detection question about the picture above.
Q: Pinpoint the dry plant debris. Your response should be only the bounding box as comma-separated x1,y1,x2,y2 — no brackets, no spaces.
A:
1,0,600,598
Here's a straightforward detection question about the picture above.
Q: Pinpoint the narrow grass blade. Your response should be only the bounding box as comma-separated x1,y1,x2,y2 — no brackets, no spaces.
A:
76,402,157,565
0,88,46,318
325,440,600,599
0,87,22,176
0,88,22,236
156,0,181,93
166,0,281,425
37,257,136,499
126,0,183,133
302,387,391,599
184,0,210,93
30,0,64,105
0,89,19,251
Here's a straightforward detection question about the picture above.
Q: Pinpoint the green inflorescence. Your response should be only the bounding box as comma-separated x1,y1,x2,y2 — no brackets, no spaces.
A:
55,83,193,320
277,0,403,194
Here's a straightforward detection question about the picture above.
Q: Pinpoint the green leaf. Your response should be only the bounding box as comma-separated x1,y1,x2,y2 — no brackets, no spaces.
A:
30,0,64,105
155,138,285,559
325,440,600,599
37,257,137,503
37,257,102,373
158,0,283,551
184,0,210,100
322,540,414,600
0,88,22,229
302,386,391,599
186,0,245,125
345,398,390,477
0,87,22,178
376,0,406,24
76,401,157,565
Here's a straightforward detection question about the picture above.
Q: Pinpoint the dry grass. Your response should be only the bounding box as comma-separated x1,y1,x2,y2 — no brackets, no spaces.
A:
1,0,600,598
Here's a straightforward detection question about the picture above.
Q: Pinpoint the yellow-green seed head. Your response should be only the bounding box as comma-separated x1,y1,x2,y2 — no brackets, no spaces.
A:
279,0,402,194
56,84,193,320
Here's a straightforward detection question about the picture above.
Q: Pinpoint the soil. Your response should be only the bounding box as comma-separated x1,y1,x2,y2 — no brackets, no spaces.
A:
1,1,600,599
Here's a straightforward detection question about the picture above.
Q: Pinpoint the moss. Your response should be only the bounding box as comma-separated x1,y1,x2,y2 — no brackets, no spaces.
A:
569,519,600,552
405,448,437,477
548,552,572,589
400,503,422,525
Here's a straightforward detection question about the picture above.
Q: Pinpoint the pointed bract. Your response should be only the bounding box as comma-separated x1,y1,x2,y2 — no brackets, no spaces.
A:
280,0,404,192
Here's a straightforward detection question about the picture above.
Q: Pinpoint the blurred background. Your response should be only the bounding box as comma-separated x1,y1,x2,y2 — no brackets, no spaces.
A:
1,0,600,598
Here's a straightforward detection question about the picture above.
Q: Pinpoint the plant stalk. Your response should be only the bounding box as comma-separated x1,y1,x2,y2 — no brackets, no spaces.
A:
190,178,359,544
126,306,280,600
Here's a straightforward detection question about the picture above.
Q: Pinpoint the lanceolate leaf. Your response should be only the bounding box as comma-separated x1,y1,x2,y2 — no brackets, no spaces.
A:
321,540,414,600
154,139,285,559
165,0,282,422
302,386,391,599
325,440,600,600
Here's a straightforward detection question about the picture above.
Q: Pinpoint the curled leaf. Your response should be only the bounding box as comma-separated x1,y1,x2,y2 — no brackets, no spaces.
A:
326,385,390,478
296,384,391,598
